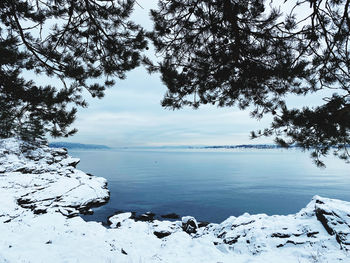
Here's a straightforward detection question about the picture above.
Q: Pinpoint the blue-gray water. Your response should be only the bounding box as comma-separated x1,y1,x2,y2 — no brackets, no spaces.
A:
71,148,350,223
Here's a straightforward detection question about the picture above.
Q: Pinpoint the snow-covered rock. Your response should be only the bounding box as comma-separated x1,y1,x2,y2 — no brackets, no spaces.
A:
0,138,350,262
196,196,350,255
108,212,133,228
0,138,109,222
182,216,198,234
315,196,350,250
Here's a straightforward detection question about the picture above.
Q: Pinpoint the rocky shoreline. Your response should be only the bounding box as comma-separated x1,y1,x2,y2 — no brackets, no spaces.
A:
0,138,110,220
0,138,349,262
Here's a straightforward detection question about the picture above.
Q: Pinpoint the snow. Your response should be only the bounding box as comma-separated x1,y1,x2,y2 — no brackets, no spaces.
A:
0,138,349,262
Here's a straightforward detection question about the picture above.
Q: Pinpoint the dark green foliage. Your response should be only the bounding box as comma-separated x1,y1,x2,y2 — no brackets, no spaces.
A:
0,0,146,142
149,0,350,166
149,0,310,112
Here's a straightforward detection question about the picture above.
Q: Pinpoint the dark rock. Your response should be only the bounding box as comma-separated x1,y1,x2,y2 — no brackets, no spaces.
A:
307,231,319,237
130,212,136,219
223,235,240,245
182,216,198,234
232,220,255,228
286,240,305,245
33,208,47,215
80,208,94,215
64,158,80,168
46,159,54,165
154,231,171,239
136,212,155,222
161,213,180,219
58,208,79,218
315,207,335,235
17,197,32,206
316,199,325,204
121,248,127,255
198,221,210,228
77,194,110,215
52,148,67,156
224,238,238,245
217,231,227,239
14,166,35,174
271,233,291,238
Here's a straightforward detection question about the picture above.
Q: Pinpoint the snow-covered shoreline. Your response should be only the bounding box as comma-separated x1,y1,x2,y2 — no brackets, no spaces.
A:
1,138,349,262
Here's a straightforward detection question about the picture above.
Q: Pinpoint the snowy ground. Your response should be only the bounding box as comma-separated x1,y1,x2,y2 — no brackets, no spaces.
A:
0,138,349,263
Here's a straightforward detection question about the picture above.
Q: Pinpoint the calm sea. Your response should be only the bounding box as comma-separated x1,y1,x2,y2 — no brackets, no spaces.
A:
70,148,350,223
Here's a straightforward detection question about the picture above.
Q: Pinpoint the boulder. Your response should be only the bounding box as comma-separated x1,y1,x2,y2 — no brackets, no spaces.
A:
136,212,155,222
108,212,132,228
182,216,198,234
314,196,350,250
153,231,172,239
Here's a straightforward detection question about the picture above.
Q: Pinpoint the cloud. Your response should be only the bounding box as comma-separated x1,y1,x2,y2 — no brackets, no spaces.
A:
66,105,273,146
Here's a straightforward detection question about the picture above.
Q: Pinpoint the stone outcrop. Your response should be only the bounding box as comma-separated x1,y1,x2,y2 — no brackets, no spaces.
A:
0,138,110,222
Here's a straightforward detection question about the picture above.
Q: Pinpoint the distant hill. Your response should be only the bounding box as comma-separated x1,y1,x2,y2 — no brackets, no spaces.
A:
49,142,110,150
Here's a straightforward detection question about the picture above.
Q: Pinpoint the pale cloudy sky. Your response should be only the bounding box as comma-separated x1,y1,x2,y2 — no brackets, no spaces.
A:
67,66,274,147
52,0,326,147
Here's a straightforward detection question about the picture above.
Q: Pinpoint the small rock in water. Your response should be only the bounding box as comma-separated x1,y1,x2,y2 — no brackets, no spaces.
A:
136,212,155,222
79,207,94,215
182,216,198,234
161,213,180,219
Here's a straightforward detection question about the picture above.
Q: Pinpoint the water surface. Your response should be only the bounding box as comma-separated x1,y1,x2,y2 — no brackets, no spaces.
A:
70,148,350,223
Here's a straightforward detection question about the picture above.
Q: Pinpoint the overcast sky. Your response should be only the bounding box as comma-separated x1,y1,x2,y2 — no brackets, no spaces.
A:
52,0,326,147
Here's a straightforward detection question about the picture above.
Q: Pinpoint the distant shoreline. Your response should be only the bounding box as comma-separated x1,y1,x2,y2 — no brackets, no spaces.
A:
49,142,298,150
49,142,110,150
